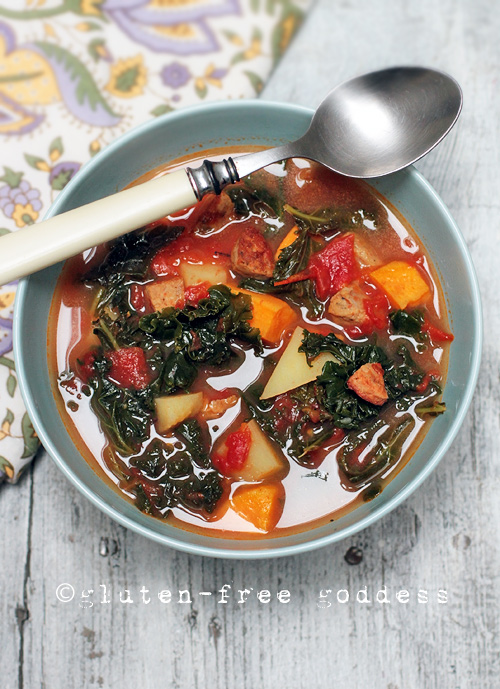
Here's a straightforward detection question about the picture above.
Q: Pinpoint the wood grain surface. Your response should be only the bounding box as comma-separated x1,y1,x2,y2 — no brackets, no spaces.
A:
2,1,499,687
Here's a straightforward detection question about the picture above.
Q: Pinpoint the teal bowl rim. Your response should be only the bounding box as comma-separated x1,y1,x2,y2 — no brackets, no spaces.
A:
13,99,483,559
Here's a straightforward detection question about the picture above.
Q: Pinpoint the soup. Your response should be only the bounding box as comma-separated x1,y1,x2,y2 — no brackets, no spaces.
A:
49,154,453,538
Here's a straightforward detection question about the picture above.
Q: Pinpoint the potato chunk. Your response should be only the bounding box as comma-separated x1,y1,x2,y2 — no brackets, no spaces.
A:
231,228,274,277
215,419,287,481
370,261,430,309
261,326,337,399
145,276,184,311
347,362,388,406
230,482,285,532
179,262,228,287
155,392,204,433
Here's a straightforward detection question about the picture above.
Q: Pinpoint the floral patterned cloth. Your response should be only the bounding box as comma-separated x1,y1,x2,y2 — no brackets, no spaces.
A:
0,0,311,484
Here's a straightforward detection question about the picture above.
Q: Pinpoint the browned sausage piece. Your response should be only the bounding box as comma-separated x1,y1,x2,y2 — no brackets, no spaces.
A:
231,228,274,277
145,276,185,311
328,282,367,324
347,362,388,406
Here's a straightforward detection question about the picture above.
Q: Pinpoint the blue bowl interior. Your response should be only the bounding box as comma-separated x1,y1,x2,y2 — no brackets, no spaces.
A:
14,101,482,558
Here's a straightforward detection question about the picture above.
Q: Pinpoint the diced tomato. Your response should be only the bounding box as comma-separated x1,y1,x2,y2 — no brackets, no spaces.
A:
415,369,440,393
129,284,146,312
107,347,151,390
78,351,96,383
364,291,391,330
213,426,252,476
309,233,358,300
150,247,180,277
274,233,358,300
422,321,454,343
185,282,210,306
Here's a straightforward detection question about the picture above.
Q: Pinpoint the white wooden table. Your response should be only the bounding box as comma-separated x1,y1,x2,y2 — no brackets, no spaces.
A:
2,1,499,687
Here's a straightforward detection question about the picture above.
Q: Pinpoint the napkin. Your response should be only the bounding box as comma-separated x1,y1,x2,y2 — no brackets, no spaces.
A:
0,0,311,484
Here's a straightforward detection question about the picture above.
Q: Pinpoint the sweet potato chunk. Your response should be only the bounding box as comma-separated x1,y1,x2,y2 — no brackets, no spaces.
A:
328,282,367,324
236,288,296,344
230,482,285,532
146,276,184,311
370,261,430,309
347,362,388,406
231,228,274,277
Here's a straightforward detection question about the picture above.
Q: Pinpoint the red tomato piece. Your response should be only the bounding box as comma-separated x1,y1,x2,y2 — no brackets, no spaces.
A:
415,369,440,393
364,290,391,331
78,351,96,383
274,234,358,301
185,282,210,306
129,284,146,312
308,233,358,300
213,426,252,476
422,321,454,343
107,347,151,390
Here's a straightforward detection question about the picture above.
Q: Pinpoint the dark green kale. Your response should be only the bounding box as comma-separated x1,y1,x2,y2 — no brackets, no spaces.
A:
239,275,324,319
84,224,185,350
84,223,183,285
383,344,424,398
283,203,375,235
225,185,282,221
244,388,339,462
339,417,414,484
390,309,427,341
88,356,155,456
299,330,386,370
129,437,223,516
139,284,262,365
176,419,211,469
416,400,447,417
273,226,311,280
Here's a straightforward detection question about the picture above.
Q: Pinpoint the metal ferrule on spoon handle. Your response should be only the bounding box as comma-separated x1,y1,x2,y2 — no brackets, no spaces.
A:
0,169,197,286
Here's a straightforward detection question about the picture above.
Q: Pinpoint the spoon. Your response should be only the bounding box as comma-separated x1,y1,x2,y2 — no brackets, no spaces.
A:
0,66,462,285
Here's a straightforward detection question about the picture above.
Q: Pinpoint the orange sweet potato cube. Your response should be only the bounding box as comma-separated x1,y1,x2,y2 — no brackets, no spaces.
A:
235,289,295,344
370,261,430,309
230,483,285,532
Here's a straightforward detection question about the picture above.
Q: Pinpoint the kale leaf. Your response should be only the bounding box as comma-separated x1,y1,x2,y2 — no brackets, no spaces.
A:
139,285,262,366
390,309,427,341
339,417,414,484
273,226,311,280
88,356,155,456
129,437,223,516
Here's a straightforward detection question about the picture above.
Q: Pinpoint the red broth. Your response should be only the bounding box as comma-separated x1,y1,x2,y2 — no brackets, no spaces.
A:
49,151,452,539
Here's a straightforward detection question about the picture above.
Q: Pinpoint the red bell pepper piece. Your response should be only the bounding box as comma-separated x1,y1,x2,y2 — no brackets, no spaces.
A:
107,347,151,390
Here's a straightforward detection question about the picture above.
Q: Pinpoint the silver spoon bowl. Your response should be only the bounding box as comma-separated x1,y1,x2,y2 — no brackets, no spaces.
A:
0,66,462,285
